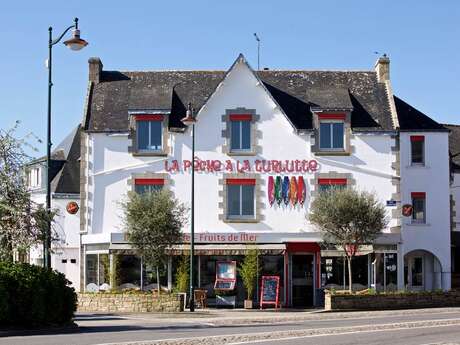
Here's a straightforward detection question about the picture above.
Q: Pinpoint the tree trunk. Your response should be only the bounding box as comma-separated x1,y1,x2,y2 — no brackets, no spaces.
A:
347,256,353,294
156,266,160,296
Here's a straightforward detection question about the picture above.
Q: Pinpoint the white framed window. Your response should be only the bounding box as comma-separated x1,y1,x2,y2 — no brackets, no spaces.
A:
319,121,344,150
410,136,425,165
226,179,255,220
28,167,41,188
137,120,163,152
230,115,252,152
411,192,426,224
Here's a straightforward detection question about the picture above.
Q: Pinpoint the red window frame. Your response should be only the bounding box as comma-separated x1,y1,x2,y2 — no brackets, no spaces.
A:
318,178,347,186
134,178,165,186
134,114,164,121
229,114,252,121
226,178,256,185
410,135,425,142
318,113,346,121
411,192,426,198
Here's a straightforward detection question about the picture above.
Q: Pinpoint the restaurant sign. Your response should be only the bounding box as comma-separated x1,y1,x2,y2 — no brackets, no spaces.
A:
165,158,319,174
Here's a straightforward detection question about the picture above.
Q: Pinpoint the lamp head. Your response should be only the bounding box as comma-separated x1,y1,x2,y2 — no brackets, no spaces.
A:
64,18,88,51
181,102,196,126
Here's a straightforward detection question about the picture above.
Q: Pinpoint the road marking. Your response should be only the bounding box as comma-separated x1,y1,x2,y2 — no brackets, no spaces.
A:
93,318,460,345
227,323,460,344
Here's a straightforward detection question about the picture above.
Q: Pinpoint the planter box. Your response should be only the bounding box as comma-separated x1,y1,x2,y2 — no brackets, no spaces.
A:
325,291,460,311
244,299,253,309
216,295,236,308
78,293,184,313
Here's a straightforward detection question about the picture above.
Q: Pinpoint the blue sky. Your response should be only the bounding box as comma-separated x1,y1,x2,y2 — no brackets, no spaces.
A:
1,0,459,156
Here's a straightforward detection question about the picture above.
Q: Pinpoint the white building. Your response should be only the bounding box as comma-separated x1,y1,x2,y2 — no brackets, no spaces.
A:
77,54,451,306
445,124,460,289
27,126,81,291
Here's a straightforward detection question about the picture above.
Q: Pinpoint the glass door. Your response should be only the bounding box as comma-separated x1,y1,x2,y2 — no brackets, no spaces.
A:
291,255,314,307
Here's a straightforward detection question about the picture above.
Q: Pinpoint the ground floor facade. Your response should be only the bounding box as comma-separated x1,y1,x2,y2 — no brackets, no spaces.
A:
81,231,449,307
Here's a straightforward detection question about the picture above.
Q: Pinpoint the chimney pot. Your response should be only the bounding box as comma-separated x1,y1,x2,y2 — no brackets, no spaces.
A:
375,54,390,82
88,57,103,83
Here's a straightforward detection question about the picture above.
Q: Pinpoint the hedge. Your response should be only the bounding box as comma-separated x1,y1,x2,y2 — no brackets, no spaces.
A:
0,262,77,327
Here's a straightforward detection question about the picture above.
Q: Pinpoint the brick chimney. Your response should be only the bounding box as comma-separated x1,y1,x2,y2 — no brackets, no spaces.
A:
88,57,103,83
375,54,390,82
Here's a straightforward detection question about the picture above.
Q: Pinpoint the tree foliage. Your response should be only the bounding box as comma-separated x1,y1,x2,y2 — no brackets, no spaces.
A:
309,188,388,292
0,123,54,262
122,189,187,293
239,246,260,300
174,253,189,293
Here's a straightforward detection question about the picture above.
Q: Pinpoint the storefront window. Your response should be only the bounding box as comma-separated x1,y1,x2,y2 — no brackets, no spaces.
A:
86,254,98,286
321,255,368,290
372,252,398,292
118,255,141,289
385,253,398,291
99,254,110,287
143,262,167,290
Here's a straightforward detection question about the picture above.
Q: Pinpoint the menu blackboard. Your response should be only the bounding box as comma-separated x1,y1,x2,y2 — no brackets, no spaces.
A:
260,275,280,309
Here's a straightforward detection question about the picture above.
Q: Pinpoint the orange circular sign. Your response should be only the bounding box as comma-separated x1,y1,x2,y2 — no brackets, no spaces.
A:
402,204,413,217
66,201,79,214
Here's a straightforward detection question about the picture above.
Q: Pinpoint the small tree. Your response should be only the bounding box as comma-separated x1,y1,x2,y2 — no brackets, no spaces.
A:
122,189,187,295
174,253,189,293
0,123,54,262
309,188,387,293
240,246,260,301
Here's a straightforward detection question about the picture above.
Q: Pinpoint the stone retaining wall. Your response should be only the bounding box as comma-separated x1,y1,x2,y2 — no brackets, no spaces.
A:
78,293,184,313
325,291,460,311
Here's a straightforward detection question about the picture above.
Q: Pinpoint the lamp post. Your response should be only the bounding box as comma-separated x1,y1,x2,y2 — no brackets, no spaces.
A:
181,103,196,311
44,18,88,269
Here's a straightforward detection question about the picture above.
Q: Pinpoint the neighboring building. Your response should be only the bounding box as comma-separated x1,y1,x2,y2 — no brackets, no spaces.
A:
27,126,81,291
445,124,460,289
79,54,451,306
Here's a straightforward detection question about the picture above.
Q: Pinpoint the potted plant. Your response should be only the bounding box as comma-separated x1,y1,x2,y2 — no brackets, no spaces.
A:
240,246,260,309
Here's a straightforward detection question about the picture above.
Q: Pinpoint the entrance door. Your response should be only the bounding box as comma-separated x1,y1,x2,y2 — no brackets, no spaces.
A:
409,257,424,290
291,255,314,307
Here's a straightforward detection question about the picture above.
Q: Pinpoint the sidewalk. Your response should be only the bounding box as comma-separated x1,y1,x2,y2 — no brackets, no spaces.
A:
76,306,460,326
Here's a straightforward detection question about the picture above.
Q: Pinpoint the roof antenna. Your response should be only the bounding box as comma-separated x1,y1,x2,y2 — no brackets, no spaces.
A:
254,33,260,70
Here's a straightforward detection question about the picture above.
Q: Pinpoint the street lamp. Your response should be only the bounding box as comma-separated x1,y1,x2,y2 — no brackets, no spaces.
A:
44,18,88,269
181,102,197,312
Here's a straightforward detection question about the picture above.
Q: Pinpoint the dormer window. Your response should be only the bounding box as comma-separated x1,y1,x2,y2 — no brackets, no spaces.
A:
28,167,41,188
130,114,168,156
319,114,345,151
230,114,252,152
136,115,163,152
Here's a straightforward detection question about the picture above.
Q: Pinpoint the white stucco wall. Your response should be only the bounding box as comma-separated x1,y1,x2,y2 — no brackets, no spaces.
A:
86,60,397,241
399,131,451,289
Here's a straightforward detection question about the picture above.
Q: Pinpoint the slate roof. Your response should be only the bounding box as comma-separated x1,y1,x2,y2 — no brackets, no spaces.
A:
85,63,394,132
28,125,81,194
84,56,445,135
443,124,460,170
394,96,447,132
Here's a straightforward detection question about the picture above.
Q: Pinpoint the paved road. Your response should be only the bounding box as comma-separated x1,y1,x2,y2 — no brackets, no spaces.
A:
2,308,460,345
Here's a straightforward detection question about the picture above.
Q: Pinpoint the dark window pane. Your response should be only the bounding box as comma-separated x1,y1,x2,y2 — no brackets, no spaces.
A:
412,197,425,222
227,185,240,216
332,123,344,149
412,257,423,286
85,254,97,285
411,141,424,164
241,185,255,216
231,121,241,150
319,123,331,149
137,121,149,150
150,121,162,150
135,184,163,195
241,121,251,150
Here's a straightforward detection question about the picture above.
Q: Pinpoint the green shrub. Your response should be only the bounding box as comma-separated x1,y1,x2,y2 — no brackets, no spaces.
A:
174,254,189,293
0,262,77,327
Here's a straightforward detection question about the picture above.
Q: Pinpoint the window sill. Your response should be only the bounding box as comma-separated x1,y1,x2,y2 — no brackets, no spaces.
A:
405,222,430,227
314,150,350,156
224,218,259,223
406,164,429,169
227,151,257,156
132,151,168,157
